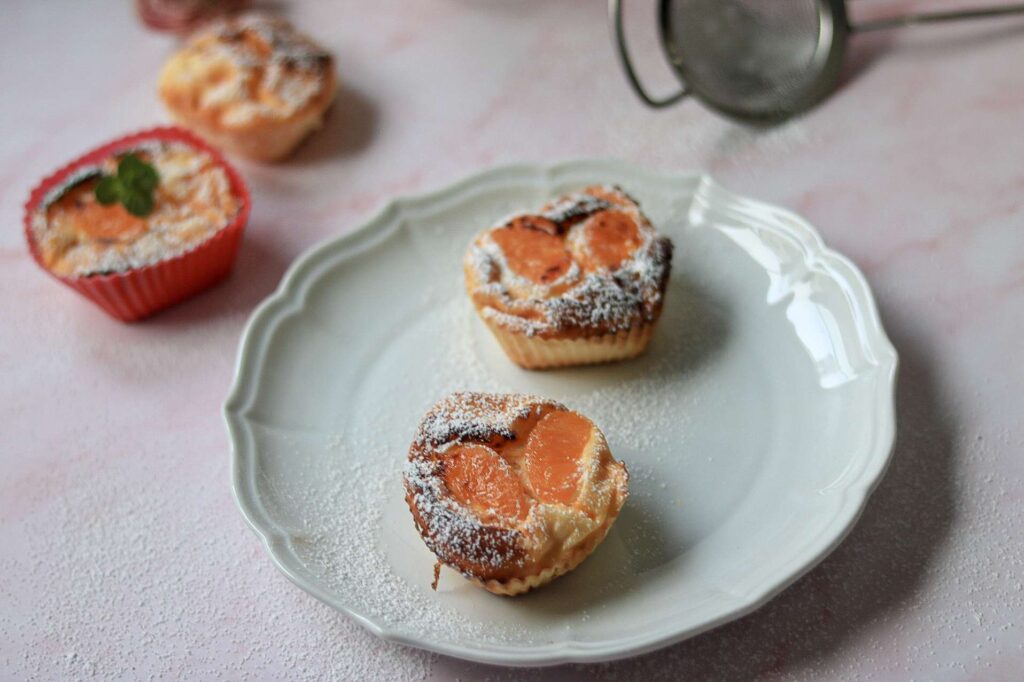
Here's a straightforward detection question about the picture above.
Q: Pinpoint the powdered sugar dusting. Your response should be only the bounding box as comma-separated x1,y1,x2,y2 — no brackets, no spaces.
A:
404,392,575,575
466,187,673,337
170,14,333,126
412,391,547,447
403,455,522,570
279,430,540,647
219,14,331,72
542,193,612,225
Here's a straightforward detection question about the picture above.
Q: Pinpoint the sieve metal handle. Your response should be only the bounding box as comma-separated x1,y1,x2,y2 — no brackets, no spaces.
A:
853,2,1024,32
610,0,689,108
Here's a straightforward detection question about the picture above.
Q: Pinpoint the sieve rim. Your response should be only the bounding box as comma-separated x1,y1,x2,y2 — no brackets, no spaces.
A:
657,0,851,121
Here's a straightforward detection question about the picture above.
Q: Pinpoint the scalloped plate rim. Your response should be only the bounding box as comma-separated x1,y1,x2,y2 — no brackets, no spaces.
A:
224,159,898,666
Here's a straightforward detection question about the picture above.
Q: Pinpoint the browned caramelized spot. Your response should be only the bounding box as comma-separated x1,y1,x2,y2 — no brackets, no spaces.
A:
49,183,148,243
431,560,442,591
522,410,591,505
443,444,529,523
491,217,572,284
582,210,642,271
584,185,631,207
243,29,274,59
515,215,560,235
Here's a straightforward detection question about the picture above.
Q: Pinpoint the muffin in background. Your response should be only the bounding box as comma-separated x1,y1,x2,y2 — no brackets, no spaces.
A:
159,14,337,162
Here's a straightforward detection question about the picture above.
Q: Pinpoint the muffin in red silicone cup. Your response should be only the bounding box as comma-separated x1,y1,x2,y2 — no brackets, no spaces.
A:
23,127,251,322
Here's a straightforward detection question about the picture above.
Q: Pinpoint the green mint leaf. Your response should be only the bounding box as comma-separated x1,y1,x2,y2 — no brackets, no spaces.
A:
117,154,146,181
134,165,159,193
121,191,154,217
95,176,121,205
118,154,159,192
99,153,160,217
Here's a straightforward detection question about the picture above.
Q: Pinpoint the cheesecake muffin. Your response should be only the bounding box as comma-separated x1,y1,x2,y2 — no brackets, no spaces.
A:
464,186,673,369
24,127,250,321
158,14,337,161
405,392,629,595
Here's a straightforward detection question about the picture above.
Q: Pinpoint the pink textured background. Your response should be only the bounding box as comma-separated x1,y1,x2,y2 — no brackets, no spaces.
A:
2,1,1022,679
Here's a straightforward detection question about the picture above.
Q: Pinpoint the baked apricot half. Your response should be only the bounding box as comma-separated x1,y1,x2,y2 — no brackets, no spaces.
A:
463,185,673,369
404,392,629,596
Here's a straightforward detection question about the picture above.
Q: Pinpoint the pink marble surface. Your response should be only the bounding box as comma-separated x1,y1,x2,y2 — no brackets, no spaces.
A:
2,1,1023,679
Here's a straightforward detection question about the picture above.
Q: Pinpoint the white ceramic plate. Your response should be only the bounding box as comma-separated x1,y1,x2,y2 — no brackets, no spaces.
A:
226,160,897,666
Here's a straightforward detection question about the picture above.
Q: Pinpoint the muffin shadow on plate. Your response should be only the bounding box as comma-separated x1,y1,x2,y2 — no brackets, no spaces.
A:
512,492,682,616
464,273,732,614
583,301,956,679
488,271,733,396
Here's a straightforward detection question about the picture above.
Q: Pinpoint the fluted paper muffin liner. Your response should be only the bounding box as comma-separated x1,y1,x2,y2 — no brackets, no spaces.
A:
481,316,658,370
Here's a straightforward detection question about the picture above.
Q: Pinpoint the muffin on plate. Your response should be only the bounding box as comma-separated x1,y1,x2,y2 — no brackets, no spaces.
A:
24,127,250,321
158,14,337,162
464,186,673,369
404,392,629,596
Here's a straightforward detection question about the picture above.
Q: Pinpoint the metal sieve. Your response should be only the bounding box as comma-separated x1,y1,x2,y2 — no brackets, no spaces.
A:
612,0,1024,120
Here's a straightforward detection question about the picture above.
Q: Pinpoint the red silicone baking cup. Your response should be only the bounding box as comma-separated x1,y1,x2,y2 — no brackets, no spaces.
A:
23,126,251,322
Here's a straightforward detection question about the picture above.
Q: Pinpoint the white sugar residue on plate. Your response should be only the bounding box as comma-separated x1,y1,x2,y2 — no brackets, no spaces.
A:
284,283,725,646
227,161,897,665
291,434,538,647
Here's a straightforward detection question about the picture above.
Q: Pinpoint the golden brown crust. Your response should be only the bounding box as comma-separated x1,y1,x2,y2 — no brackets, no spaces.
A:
464,186,672,367
158,14,337,161
474,501,625,596
30,142,241,277
481,317,659,370
404,392,629,595
404,484,529,584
